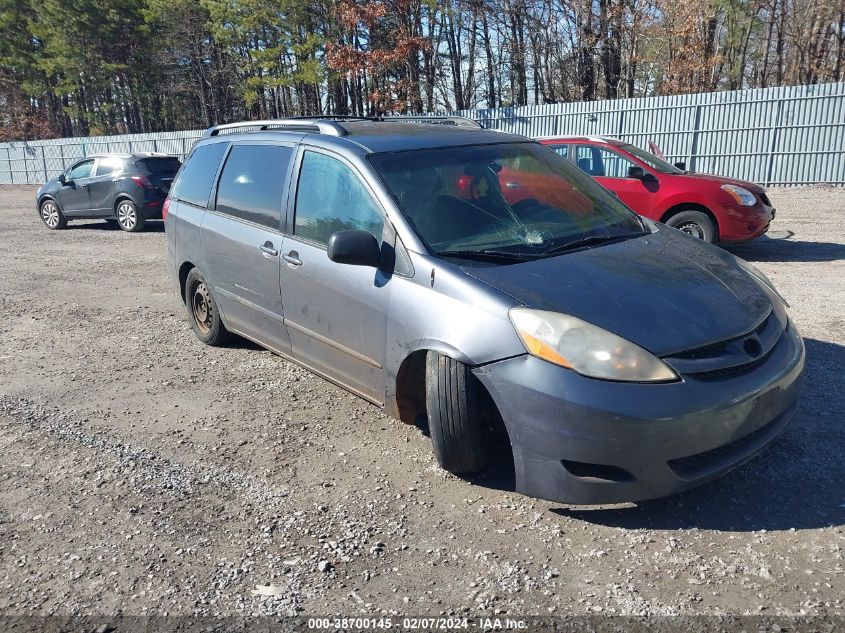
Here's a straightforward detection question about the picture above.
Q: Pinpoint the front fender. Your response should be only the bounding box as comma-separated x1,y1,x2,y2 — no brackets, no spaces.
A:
383,254,526,417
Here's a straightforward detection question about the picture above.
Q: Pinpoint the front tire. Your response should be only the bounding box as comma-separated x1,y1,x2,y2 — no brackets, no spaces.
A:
666,210,717,243
39,200,67,230
185,268,229,346
116,199,145,232
425,352,489,474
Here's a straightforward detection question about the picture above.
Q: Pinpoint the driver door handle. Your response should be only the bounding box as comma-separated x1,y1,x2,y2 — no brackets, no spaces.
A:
259,241,278,257
282,251,302,267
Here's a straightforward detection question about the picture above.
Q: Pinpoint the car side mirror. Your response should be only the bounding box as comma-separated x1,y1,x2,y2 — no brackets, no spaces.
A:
58,174,67,185
674,161,686,171
327,229,381,267
628,166,657,184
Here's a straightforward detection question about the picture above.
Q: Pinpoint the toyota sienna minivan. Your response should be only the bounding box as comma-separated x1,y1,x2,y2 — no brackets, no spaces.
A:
164,117,804,505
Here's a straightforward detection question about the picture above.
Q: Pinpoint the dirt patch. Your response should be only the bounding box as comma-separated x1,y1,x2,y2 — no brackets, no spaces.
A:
1,186,843,617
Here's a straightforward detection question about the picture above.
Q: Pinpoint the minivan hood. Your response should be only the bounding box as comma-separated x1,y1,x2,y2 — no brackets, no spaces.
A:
463,228,772,357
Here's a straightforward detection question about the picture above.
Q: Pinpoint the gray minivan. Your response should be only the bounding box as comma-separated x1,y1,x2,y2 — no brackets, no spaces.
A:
165,117,804,505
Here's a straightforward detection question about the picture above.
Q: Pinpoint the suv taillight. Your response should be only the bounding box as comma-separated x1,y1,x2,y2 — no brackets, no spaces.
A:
162,197,171,221
131,175,154,189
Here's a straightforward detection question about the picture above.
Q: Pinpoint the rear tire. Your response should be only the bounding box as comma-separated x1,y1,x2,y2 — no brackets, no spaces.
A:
425,352,489,474
665,210,717,243
39,200,67,230
185,268,229,346
116,199,145,232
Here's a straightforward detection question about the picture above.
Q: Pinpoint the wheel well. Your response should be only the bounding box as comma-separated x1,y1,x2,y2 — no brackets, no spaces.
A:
395,350,428,426
113,195,134,214
178,262,195,303
659,203,720,239
395,349,511,439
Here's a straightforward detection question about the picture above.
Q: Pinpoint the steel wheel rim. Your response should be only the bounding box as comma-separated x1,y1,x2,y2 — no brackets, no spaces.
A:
192,282,213,334
41,202,59,228
118,203,136,229
678,221,705,239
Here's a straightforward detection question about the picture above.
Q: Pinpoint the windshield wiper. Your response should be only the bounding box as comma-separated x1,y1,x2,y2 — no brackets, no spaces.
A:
541,231,649,256
437,249,538,262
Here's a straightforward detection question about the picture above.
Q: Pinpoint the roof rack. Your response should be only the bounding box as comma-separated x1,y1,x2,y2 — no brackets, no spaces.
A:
380,116,482,129
204,118,348,137
203,114,484,138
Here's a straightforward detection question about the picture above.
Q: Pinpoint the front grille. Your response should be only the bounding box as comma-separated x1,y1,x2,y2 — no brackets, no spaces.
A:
667,412,787,479
673,313,770,361
689,355,768,380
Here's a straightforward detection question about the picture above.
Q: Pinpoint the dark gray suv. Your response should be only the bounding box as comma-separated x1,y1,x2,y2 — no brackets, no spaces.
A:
36,153,181,232
165,117,804,505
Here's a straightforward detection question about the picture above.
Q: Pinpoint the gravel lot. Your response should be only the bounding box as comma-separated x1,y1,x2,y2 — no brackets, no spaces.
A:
0,185,843,619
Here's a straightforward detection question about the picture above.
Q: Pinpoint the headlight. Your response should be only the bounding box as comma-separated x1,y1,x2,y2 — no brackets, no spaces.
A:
721,184,757,206
734,257,789,307
509,308,678,382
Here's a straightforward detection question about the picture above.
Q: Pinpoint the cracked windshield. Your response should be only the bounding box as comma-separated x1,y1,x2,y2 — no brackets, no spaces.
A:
370,142,647,263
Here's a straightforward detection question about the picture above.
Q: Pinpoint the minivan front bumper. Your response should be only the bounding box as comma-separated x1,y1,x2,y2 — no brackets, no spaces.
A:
472,320,805,505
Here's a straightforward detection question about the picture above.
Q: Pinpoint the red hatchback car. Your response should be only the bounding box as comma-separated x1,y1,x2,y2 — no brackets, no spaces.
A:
538,136,775,244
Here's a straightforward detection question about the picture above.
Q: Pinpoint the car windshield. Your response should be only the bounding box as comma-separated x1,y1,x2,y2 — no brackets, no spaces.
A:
620,144,684,174
368,143,647,261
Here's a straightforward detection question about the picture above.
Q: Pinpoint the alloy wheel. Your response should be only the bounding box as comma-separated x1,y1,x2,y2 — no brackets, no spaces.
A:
117,202,137,230
41,202,60,228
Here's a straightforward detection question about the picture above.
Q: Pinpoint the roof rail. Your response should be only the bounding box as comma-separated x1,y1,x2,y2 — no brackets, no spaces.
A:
380,116,482,129
204,118,348,137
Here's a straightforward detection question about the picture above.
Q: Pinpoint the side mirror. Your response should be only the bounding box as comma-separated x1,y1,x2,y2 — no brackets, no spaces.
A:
628,166,658,184
627,166,645,180
58,174,66,185
674,161,686,171
327,229,381,267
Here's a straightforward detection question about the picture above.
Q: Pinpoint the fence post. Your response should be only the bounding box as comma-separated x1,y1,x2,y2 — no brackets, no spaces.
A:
764,99,785,187
6,147,12,185
688,104,702,172
42,145,48,183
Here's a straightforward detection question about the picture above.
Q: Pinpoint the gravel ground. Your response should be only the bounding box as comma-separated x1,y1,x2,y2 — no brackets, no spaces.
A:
0,185,843,619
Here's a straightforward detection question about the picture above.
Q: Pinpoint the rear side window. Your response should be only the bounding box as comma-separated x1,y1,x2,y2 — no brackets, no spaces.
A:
138,157,181,176
545,143,570,159
294,151,384,246
95,156,123,176
215,145,292,229
171,142,228,207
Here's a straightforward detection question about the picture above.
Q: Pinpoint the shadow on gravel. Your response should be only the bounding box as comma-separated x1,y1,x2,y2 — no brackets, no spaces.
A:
67,220,164,233
726,232,845,262
553,338,845,532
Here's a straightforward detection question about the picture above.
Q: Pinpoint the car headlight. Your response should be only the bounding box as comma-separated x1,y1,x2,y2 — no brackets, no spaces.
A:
509,308,678,382
721,184,757,206
734,257,789,307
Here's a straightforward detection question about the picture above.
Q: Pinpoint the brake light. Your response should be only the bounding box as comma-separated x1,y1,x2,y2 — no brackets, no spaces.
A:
131,175,154,189
456,174,473,198
162,197,171,221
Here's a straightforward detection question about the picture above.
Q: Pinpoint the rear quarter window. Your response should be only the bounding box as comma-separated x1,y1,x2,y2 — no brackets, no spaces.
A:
170,143,228,207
